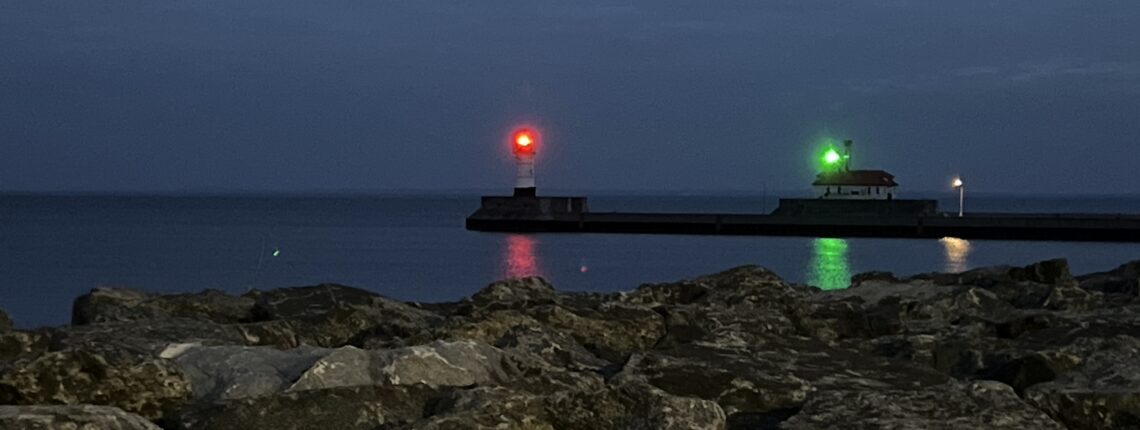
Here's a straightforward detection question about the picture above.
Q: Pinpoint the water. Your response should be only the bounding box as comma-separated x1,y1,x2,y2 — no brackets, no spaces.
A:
2,193,1139,328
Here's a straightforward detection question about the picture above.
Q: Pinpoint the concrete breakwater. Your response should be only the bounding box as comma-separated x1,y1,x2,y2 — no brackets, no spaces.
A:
1,258,1139,429
467,196,1140,242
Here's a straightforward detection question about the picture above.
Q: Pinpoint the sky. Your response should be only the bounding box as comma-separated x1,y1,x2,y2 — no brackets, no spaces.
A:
2,1,1139,195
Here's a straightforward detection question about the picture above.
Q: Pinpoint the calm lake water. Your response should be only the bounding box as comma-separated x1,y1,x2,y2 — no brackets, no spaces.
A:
2,193,1139,328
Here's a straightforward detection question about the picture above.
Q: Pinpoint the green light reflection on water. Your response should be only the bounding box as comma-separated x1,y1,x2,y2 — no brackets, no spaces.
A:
809,238,851,290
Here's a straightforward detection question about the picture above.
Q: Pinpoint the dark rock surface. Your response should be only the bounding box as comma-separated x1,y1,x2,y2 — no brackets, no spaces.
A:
0,404,161,430
5,257,1140,428
0,308,11,332
780,381,1065,429
72,288,255,326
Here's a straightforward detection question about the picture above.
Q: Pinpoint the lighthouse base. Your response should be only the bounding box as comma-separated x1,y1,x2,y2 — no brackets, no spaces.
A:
513,187,537,197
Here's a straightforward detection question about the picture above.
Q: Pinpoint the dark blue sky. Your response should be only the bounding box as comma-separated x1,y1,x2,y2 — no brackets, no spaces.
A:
2,1,1139,194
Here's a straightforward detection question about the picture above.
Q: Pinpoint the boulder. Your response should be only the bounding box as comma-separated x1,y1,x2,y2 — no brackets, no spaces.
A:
168,344,330,402
779,381,1065,429
246,283,440,348
0,330,49,364
621,338,949,419
0,348,191,420
0,308,11,332
423,310,542,345
527,303,664,363
72,288,254,325
545,379,726,430
52,318,300,355
0,405,161,430
494,324,610,372
458,277,560,314
1024,335,1140,430
625,266,831,346
289,341,517,391
1078,260,1140,302
411,386,553,430
172,385,440,430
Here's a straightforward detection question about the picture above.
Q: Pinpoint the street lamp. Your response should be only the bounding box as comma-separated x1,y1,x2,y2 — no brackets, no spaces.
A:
952,178,965,217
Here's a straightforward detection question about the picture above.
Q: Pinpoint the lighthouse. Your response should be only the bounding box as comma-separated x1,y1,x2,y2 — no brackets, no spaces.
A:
512,128,537,197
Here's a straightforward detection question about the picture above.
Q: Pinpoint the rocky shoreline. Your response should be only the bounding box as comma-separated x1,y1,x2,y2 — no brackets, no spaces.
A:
1,258,1138,429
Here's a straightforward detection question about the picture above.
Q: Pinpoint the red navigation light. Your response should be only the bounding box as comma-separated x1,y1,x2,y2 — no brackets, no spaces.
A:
512,129,536,154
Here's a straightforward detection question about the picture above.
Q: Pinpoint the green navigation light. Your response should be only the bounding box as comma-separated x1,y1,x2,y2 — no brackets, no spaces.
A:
823,148,842,165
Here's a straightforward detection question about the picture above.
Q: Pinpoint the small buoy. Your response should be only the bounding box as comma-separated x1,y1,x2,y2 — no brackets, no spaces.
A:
579,265,588,273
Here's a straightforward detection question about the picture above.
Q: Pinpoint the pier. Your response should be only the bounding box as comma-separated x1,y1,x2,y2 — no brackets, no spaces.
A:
466,196,1140,242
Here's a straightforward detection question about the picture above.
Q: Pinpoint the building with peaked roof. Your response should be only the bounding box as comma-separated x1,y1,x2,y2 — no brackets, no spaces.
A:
813,169,898,200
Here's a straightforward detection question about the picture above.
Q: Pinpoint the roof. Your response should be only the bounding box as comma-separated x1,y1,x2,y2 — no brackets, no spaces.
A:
813,170,899,187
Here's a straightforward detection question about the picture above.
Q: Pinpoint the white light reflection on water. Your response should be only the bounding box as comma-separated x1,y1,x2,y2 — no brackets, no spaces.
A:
940,237,972,273
809,238,851,290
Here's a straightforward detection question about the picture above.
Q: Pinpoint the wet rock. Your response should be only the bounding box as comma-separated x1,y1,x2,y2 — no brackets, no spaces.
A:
168,344,329,402
0,405,162,430
780,381,1065,429
247,283,440,348
173,385,440,430
72,288,254,325
0,348,191,420
1024,335,1140,430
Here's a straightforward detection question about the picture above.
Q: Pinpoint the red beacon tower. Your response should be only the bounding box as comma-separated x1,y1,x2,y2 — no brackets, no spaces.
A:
512,128,537,197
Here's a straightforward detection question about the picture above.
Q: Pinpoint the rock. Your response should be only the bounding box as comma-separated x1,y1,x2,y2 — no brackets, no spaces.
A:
0,348,191,420
494,324,609,371
289,341,517,391
0,405,162,430
1024,335,1140,430
779,381,1065,429
1042,282,1102,311
72,288,254,325
622,338,949,419
459,277,560,314
173,385,440,430
528,303,665,363
426,310,543,345
1011,258,1075,285
626,266,831,346
169,344,330,402
411,386,554,430
52,318,300,355
247,283,440,348
0,330,49,364
0,308,11,332
286,346,372,391
546,379,726,430
1079,260,1140,301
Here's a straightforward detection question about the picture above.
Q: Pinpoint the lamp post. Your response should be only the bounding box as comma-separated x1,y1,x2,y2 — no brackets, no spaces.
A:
952,178,965,217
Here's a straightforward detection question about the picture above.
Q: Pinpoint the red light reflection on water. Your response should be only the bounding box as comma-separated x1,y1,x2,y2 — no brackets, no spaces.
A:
502,234,543,279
